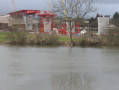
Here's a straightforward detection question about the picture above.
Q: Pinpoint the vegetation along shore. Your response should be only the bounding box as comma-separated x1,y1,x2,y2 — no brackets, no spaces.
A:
0,30,119,47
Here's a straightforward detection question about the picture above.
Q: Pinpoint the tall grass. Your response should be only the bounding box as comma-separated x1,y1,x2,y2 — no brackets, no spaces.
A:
79,34,102,47
8,32,60,45
5,30,119,47
78,28,119,47
102,28,119,46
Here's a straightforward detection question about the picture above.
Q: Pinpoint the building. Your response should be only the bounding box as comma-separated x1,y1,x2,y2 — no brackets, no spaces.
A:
0,10,80,35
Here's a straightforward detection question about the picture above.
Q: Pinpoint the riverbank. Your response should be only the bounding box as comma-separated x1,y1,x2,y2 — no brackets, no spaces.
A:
0,32,119,47
0,32,82,46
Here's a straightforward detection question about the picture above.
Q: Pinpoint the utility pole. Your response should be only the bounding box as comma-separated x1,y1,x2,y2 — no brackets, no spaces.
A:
12,0,16,12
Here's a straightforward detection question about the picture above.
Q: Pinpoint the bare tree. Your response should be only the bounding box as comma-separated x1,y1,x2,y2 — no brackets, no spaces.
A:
53,0,96,46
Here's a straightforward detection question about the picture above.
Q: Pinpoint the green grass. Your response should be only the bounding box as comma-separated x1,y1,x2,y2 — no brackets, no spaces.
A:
0,32,16,43
59,36,82,42
0,32,9,43
0,32,82,44
59,36,71,41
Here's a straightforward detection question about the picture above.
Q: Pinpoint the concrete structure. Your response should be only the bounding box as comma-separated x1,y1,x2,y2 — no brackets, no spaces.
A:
0,14,39,31
0,10,41,31
0,10,80,35
9,10,41,31
98,17,110,35
0,15,10,23
0,14,11,31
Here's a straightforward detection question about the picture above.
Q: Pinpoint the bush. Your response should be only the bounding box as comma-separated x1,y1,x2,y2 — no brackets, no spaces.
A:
79,33,102,47
8,32,28,44
103,28,119,46
8,32,59,45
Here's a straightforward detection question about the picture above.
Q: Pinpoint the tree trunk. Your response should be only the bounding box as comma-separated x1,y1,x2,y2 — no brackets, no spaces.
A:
69,21,73,46
70,33,73,46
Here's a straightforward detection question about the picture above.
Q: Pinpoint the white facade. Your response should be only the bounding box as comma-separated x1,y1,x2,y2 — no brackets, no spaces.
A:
98,17,110,35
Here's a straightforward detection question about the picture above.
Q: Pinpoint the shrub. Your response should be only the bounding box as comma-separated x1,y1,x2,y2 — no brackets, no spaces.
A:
104,28,119,46
8,32,59,45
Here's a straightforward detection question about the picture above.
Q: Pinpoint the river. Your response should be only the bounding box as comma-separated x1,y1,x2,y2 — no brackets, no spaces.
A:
0,45,119,90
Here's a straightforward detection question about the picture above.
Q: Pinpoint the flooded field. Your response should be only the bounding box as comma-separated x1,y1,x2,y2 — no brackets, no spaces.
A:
0,45,119,90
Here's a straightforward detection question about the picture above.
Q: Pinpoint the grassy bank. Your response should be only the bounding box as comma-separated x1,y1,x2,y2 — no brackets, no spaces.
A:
0,32,119,47
0,32,12,43
0,32,82,46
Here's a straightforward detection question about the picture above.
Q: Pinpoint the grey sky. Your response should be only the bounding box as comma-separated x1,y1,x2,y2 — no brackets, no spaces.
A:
0,0,119,17
97,0,119,4
93,0,119,17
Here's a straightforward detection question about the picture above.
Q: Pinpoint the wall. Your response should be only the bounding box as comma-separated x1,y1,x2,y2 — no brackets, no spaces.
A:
98,17,110,35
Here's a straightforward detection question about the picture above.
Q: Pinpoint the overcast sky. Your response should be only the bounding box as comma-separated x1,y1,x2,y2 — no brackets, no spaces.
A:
0,0,119,17
96,0,119,4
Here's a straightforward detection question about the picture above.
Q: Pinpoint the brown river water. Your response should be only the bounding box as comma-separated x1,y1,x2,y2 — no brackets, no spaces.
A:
0,45,119,90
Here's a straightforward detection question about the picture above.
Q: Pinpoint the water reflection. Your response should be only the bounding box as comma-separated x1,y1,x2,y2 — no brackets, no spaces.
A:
50,48,93,90
8,58,23,78
7,47,24,78
51,72,93,90
0,45,119,90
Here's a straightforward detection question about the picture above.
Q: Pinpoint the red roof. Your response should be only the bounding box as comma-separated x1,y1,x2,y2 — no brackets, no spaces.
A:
9,10,41,16
8,10,57,18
